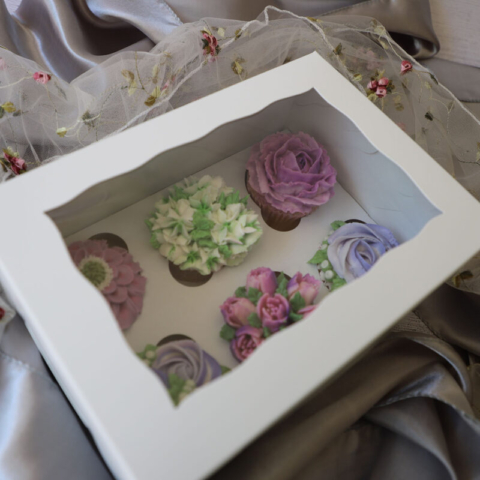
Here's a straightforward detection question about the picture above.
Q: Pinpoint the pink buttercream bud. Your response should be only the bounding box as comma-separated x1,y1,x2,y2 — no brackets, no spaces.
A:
220,297,256,328
287,273,321,305
257,293,290,333
246,267,277,295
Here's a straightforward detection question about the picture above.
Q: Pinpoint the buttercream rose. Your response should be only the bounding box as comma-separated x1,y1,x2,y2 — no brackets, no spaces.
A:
287,272,321,305
246,267,277,295
152,339,222,387
220,296,256,328
257,293,290,332
230,326,263,362
327,223,399,282
246,132,336,216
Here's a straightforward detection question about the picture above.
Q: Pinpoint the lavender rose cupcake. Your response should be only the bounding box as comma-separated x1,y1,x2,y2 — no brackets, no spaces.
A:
138,339,223,405
220,267,321,362
246,132,337,231
309,220,399,291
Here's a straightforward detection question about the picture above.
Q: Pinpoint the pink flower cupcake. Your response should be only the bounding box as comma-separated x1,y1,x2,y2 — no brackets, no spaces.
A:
246,132,337,231
219,267,321,362
68,239,146,329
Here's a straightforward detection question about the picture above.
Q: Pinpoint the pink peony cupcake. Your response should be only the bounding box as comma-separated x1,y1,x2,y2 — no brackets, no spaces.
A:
246,132,337,231
68,239,146,329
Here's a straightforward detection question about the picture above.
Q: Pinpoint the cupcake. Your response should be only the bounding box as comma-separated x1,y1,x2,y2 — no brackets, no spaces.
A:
308,220,399,291
219,267,321,362
246,132,336,231
137,339,226,405
68,239,146,329
146,175,262,285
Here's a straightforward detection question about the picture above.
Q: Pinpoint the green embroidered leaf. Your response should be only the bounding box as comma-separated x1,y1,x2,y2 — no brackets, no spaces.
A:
333,43,343,55
168,373,186,406
150,233,161,250
290,292,306,313
0,106,4,119
218,245,232,258
425,112,434,121
263,326,272,338
247,287,263,305
289,312,304,322
331,220,346,231
308,249,327,265
197,239,218,249
248,312,262,328
56,127,67,137
2,102,15,113
235,286,247,298
353,73,362,82
276,272,288,297
191,229,212,241
430,73,439,85
220,365,231,374
121,70,135,82
220,324,236,341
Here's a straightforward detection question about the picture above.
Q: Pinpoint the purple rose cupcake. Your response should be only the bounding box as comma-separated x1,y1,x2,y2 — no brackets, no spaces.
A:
246,132,337,231
308,220,399,291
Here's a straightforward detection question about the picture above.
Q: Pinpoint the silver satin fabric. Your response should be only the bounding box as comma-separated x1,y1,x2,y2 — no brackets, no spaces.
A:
1,1,480,479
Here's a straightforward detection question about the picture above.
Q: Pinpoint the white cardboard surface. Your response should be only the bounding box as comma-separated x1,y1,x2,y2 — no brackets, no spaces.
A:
0,53,479,480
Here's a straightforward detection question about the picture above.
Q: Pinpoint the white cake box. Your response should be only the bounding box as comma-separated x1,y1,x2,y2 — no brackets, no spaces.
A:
1,52,480,480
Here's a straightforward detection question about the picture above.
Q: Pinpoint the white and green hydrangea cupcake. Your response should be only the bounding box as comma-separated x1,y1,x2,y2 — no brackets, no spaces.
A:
146,175,263,285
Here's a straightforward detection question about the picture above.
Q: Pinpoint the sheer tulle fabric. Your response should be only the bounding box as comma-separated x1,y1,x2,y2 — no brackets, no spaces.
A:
0,7,479,294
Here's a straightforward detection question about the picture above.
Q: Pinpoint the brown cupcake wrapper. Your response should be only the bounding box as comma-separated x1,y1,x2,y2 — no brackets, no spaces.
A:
246,171,316,231
168,261,213,287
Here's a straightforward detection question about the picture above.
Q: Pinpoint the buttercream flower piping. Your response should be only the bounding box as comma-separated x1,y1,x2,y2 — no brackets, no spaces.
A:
309,220,399,290
219,268,321,362
68,240,147,330
146,175,262,275
137,340,228,405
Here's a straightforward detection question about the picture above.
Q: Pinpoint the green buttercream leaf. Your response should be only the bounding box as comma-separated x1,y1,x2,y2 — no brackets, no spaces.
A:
248,312,262,328
145,218,153,229
206,256,219,270
276,272,288,297
289,312,304,322
235,286,247,298
171,185,189,201
263,326,272,338
186,250,201,263
331,220,346,231
168,373,186,406
331,277,347,291
193,212,215,230
197,239,218,249
290,292,306,313
218,245,232,258
220,365,231,375
220,324,236,341
247,287,263,305
191,229,212,241
308,249,327,265
240,195,249,206
150,233,161,250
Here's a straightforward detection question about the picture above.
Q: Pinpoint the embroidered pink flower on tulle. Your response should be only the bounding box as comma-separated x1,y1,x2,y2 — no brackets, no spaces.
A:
368,77,391,98
68,240,146,330
202,31,219,58
33,72,51,84
376,87,387,98
400,60,413,75
0,59,5,70
2,150,26,175
367,80,378,90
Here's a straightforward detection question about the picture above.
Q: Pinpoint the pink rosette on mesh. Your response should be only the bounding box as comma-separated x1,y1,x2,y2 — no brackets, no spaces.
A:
68,239,146,329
